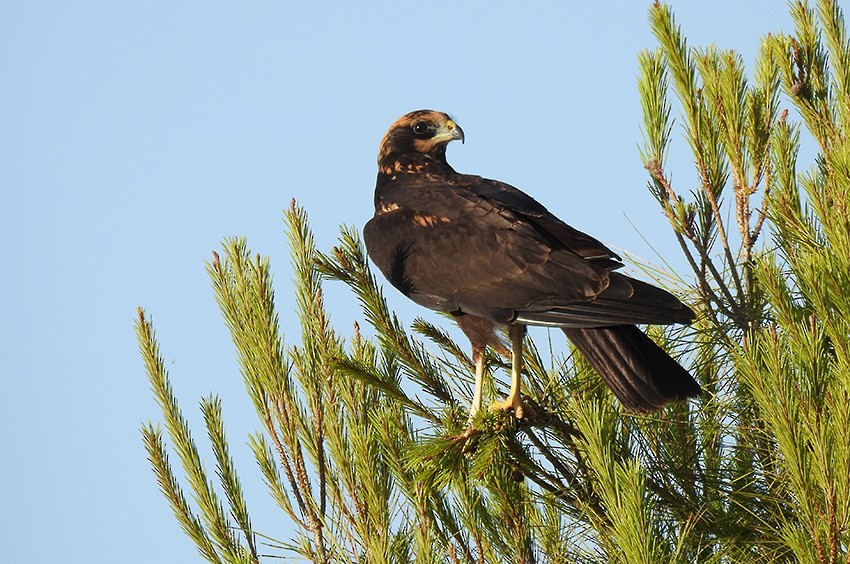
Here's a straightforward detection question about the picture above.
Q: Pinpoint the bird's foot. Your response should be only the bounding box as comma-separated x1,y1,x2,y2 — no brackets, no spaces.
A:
488,394,536,419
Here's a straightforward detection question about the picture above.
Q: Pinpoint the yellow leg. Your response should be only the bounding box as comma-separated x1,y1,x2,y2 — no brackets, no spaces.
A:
467,347,485,427
489,324,528,418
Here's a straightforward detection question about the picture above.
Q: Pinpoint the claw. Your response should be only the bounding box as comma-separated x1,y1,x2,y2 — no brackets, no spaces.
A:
488,394,536,419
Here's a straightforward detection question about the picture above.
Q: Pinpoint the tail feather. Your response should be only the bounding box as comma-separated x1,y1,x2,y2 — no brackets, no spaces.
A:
562,325,700,411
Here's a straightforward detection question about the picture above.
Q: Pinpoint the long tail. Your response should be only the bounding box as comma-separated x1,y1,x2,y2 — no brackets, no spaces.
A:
562,325,700,411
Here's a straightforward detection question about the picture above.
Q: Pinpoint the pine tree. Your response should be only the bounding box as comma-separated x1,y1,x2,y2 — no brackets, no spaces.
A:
137,2,850,561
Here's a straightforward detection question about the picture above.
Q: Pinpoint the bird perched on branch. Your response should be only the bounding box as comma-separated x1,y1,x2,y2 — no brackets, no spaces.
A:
364,110,700,421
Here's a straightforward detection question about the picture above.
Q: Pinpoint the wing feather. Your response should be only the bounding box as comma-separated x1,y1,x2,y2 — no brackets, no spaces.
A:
365,175,690,329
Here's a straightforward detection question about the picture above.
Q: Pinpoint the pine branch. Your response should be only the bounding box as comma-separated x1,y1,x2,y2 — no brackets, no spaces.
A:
315,227,458,411
136,309,252,563
139,4,850,562
202,397,259,562
141,424,222,564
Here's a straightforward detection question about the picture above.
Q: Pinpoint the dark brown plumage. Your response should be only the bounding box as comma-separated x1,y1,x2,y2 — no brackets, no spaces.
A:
364,110,700,419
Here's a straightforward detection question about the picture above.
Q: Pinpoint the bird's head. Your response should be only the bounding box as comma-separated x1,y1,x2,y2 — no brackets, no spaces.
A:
378,110,464,167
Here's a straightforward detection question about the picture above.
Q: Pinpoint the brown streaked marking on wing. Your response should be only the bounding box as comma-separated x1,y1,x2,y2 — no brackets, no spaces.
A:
412,213,451,227
378,202,400,215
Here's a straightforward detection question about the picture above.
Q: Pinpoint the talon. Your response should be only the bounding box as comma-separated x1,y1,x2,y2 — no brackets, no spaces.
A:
489,395,534,419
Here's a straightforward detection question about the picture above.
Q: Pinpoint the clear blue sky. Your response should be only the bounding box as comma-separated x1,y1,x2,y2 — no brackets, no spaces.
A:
1,2,797,562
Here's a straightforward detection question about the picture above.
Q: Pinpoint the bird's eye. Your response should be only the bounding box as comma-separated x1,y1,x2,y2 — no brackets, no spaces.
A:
412,121,431,136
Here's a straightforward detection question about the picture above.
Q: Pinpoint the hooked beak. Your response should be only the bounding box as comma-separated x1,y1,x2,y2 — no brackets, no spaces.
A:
433,119,464,144
445,119,465,144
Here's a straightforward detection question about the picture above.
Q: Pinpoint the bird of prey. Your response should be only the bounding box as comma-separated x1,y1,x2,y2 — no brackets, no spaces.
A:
364,110,701,421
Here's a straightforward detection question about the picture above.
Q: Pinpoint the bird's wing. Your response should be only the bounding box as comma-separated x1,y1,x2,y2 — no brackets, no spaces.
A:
516,273,694,327
365,175,693,328
454,175,622,266
449,175,694,327
365,178,614,323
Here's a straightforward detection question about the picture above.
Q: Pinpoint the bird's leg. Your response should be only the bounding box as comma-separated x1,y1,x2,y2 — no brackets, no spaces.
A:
489,324,532,419
466,345,486,427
